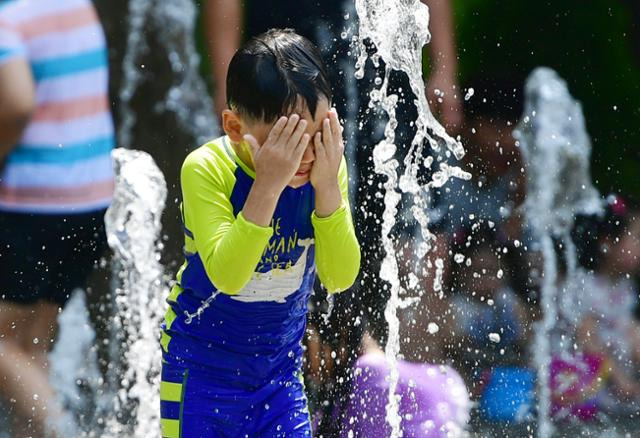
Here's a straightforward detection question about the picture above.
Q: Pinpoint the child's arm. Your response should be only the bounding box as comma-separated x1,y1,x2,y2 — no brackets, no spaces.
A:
310,110,361,293
181,152,273,294
182,117,311,294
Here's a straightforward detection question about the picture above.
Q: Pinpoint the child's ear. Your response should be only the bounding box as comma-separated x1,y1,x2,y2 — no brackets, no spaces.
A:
222,109,245,143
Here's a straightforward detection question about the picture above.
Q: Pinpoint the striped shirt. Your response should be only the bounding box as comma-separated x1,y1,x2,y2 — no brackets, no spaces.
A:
0,0,114,214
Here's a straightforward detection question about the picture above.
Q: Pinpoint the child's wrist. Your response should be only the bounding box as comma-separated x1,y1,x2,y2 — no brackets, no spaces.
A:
314,182,341,217
312,177,339,194
253,176,285,198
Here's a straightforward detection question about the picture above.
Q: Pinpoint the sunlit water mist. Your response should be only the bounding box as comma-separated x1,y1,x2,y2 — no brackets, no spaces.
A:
101,148,167,437
514,67,601,438
118,0,217,149
355,0,470,435
48,289,102,434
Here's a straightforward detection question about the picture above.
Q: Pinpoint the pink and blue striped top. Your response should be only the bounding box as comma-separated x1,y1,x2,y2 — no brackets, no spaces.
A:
0,0,114,214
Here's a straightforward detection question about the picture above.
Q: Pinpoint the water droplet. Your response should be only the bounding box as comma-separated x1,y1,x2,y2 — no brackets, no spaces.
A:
497,269,504,279
489,333,501,343
454,254,465,264
464,88,475,101
32,337,39,344
427,322,439,334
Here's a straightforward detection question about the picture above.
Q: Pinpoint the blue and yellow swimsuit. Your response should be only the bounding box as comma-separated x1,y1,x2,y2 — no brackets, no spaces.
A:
160,136,360,437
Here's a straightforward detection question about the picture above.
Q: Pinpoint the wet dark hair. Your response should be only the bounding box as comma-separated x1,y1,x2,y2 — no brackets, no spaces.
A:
226,28,332,122
573,194,636,271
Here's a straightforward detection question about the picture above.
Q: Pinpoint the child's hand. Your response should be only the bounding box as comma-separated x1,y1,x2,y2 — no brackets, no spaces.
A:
244,115,311,193
310,109,344,192
310,109,344,217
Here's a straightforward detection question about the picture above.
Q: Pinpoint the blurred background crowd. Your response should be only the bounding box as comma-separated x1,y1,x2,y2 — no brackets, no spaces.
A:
1,0,639,436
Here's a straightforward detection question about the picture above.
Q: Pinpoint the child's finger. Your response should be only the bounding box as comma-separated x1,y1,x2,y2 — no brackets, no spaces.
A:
313,132,326,158
328,109,342,146
267,116,289,145
294,133,311,161
243,134,260,158
322,117,331,148
288,119,308,150
279,114,300,144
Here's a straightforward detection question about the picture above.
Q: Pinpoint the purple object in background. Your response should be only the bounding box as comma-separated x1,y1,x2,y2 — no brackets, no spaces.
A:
341,352,470,437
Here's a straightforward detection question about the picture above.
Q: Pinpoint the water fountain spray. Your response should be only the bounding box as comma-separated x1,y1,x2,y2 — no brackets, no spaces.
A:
355,1,469,435
103,149,167,437
118,0,217,149
515,67,601,438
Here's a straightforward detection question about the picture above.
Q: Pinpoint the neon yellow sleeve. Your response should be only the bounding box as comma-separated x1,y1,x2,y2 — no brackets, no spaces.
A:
180,145,273,294
311,158,361,293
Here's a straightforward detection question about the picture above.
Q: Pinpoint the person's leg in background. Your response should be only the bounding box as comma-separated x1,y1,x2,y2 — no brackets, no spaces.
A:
0,212,63,436
0,301,64,437
0,210,107,437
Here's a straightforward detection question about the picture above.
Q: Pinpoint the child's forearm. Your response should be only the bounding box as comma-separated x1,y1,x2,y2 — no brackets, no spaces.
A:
312,206,360,293
312,159,360,292
314,182,341,218
241,178,282,227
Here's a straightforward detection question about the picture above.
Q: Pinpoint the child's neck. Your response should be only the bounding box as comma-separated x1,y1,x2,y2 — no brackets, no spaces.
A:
229,138,255,172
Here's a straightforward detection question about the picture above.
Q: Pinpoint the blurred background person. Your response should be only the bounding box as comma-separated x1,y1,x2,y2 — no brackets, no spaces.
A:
204,0,462,133
433,77,525,241
0,0,114,435
569,196,640,413
442,224,534,423
340,328,470,437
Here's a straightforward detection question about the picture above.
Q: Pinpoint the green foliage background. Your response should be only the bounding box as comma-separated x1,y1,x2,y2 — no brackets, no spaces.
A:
450,0,639,198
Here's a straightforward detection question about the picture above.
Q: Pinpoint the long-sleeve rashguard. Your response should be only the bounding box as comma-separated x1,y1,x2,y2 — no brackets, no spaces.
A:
179,135,359,296
160,135,360,384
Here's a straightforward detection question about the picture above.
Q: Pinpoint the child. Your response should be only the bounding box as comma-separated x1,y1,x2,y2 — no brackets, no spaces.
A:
159,29,360,437
570,196,640,412
341,330,470,437
444,224,533,421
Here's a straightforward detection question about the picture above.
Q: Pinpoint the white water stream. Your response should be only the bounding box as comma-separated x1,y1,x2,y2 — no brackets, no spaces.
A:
355,1,469,435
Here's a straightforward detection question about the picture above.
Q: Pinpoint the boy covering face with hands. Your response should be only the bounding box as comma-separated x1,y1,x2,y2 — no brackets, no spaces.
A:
159,29,360,437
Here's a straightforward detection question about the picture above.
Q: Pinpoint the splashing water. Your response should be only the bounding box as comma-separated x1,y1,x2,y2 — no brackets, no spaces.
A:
118,0,217,149
183,291,221,324
355,0,470,435
49,289,102,435
514,67,601,438
103,148,167,436
322,293,336,325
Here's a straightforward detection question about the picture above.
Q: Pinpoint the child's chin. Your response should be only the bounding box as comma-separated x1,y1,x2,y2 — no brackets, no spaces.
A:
288,175,310,188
